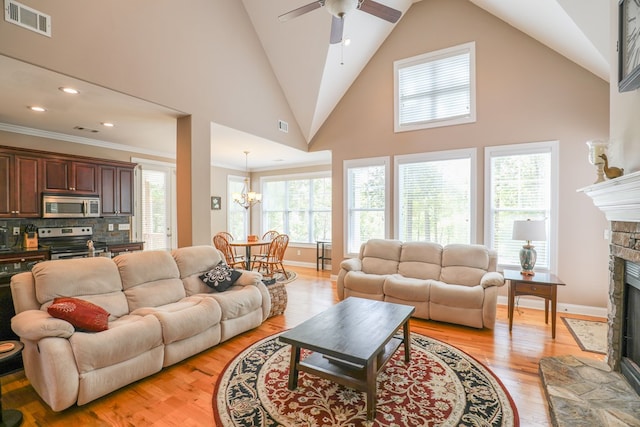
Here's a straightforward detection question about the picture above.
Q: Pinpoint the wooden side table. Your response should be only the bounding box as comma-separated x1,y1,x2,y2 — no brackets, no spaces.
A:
1,340,24,427
505,269,566,339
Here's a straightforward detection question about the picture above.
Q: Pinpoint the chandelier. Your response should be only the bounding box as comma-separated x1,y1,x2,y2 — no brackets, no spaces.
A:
232,151,262,209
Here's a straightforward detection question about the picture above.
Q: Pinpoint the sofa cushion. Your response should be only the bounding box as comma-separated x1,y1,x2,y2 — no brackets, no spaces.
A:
200,262,241,292
32,257,129,318
361,239,402,275
115,250,186,311
398,242,442,280
440,244,491,287
131,296,222,345
383,275,431,302
70,314,163,374
206,285,263,321
47,297,109,332
172,245,223,278
342,271,386,298
430,280,484,309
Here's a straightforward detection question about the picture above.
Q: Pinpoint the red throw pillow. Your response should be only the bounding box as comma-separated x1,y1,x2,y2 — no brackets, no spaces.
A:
47,297,109,332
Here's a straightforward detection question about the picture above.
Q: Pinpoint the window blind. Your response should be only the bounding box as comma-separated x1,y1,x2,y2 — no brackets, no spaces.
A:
346,164,386,253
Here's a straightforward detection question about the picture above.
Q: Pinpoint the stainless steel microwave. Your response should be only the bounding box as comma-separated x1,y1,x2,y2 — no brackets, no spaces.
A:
42,195,101,218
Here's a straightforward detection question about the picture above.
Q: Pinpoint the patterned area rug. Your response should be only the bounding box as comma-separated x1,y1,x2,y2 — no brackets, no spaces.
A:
213,332,519,426
561,317,607,354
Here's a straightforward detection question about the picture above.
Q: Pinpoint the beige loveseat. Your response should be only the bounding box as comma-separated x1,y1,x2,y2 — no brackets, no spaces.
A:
10,245,270,412
337,239,504,329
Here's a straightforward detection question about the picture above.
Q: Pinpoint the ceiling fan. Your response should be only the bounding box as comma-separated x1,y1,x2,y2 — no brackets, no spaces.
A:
278,0,402,44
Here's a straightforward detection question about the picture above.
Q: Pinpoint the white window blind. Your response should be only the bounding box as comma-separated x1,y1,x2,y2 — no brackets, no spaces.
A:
261,173,331,243
344,158,389,255
395,42,475,132
486,142,558,271
396,150,474,244
227,176,247,238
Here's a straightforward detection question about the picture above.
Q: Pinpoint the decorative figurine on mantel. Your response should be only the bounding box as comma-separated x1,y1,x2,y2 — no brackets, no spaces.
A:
599,154,624,179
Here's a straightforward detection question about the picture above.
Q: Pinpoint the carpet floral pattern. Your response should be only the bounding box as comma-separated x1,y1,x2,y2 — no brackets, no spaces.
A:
214,332,518,426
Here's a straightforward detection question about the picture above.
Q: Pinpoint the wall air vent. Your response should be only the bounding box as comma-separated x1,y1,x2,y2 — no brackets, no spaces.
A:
4,0,51,37
278,120,288,133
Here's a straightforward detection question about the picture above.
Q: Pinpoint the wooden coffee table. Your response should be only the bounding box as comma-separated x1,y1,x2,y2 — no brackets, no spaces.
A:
279,297,415,421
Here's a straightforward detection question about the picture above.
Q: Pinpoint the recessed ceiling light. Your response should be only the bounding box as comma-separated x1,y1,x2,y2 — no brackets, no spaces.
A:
59,87,79,94
28,106,46,112
343,38,351,46
101,122,115,127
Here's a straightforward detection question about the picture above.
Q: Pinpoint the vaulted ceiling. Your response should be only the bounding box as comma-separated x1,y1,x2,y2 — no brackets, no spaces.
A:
0,0,610,170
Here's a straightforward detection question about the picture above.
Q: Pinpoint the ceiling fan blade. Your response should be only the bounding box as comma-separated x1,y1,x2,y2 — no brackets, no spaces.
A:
329,15,344,44
278,1,324,22
358,0,402,23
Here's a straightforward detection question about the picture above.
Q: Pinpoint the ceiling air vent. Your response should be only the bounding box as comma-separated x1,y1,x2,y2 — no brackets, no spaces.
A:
278,120,288,133
4,0,51,37
74,126,99,133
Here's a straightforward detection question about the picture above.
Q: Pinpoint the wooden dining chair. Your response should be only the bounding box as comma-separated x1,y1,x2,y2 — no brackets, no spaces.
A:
212,234,245,268
255,233,289,278
250,230,280,269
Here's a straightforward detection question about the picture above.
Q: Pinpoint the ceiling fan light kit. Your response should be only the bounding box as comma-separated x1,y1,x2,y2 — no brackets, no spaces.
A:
279,0,401,45
325,0,358,18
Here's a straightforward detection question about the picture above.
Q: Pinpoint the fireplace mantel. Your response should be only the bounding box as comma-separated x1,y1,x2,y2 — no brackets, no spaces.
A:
578,170,640,222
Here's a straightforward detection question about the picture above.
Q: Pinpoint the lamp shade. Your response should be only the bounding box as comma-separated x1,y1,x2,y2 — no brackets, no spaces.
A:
512,220,546,242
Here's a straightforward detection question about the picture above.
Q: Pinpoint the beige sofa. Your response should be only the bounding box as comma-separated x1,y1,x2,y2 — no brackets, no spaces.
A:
337,239,504,329
10,245,270,412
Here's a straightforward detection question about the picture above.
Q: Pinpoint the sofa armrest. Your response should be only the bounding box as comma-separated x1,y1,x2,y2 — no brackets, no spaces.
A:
11,310,75,341
234,270,263,286
340,258,362,272
480,271,504,288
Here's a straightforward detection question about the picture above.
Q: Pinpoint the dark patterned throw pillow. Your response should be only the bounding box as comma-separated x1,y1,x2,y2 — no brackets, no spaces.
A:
200,261,242,292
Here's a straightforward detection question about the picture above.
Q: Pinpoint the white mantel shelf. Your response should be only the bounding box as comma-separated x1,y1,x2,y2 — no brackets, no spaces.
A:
578,170,640,222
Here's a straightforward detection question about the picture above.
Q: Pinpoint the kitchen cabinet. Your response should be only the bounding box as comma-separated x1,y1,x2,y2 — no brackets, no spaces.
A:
43,159,99,194
100,165,134,216
0,151,41,218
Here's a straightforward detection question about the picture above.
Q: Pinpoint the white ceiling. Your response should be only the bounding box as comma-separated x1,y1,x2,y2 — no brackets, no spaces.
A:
0,0,609,171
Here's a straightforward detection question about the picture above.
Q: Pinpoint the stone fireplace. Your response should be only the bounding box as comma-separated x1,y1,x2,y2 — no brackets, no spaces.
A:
581,171,640,378
538,172,640,424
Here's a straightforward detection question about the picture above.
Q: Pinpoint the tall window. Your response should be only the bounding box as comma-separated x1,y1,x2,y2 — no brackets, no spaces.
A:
485,141,558,271
261,172,331,243
344,157,390,255
227,175,247,238
395,149,475,244
395,42,476,132
132,158,176,251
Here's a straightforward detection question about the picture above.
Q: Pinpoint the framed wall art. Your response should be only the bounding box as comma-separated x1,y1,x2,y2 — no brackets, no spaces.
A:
619,0,640,92
211,196,221,210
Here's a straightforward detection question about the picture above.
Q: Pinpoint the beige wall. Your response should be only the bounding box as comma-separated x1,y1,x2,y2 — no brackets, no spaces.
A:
0,0,308,246
609,0,640,170
311,0,610,309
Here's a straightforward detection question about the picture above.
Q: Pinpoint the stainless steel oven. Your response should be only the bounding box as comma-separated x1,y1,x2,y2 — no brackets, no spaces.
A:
42,195,101,218
38,227,107,259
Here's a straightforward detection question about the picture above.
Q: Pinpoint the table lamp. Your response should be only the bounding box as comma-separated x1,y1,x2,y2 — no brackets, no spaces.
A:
512,219,546,276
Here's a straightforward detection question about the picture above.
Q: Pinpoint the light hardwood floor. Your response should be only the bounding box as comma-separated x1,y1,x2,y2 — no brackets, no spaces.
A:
1,266,605,426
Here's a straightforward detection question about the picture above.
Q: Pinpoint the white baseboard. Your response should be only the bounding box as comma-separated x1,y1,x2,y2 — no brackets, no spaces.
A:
497,295,607,318
284,260,332,270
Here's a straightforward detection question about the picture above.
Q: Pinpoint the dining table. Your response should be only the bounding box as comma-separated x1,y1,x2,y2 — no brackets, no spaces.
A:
229,239,271,270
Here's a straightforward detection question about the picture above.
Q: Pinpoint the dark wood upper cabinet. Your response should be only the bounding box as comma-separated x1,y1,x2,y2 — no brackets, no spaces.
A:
1,145,136,219
43,159,99,194
0,152,41,218
100,165,134,216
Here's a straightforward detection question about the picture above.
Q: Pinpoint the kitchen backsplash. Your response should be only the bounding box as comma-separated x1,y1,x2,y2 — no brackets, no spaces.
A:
0,216,131,246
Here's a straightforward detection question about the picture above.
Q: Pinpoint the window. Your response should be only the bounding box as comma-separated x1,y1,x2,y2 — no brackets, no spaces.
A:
394,42,476,132
131,158,177,251
485,141,558,272
395,149,476,244
227,175,247,238
261,172,331,244
344,157,390,255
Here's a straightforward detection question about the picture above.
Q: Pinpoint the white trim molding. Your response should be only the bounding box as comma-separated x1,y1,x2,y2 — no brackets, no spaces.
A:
578,170,640,222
